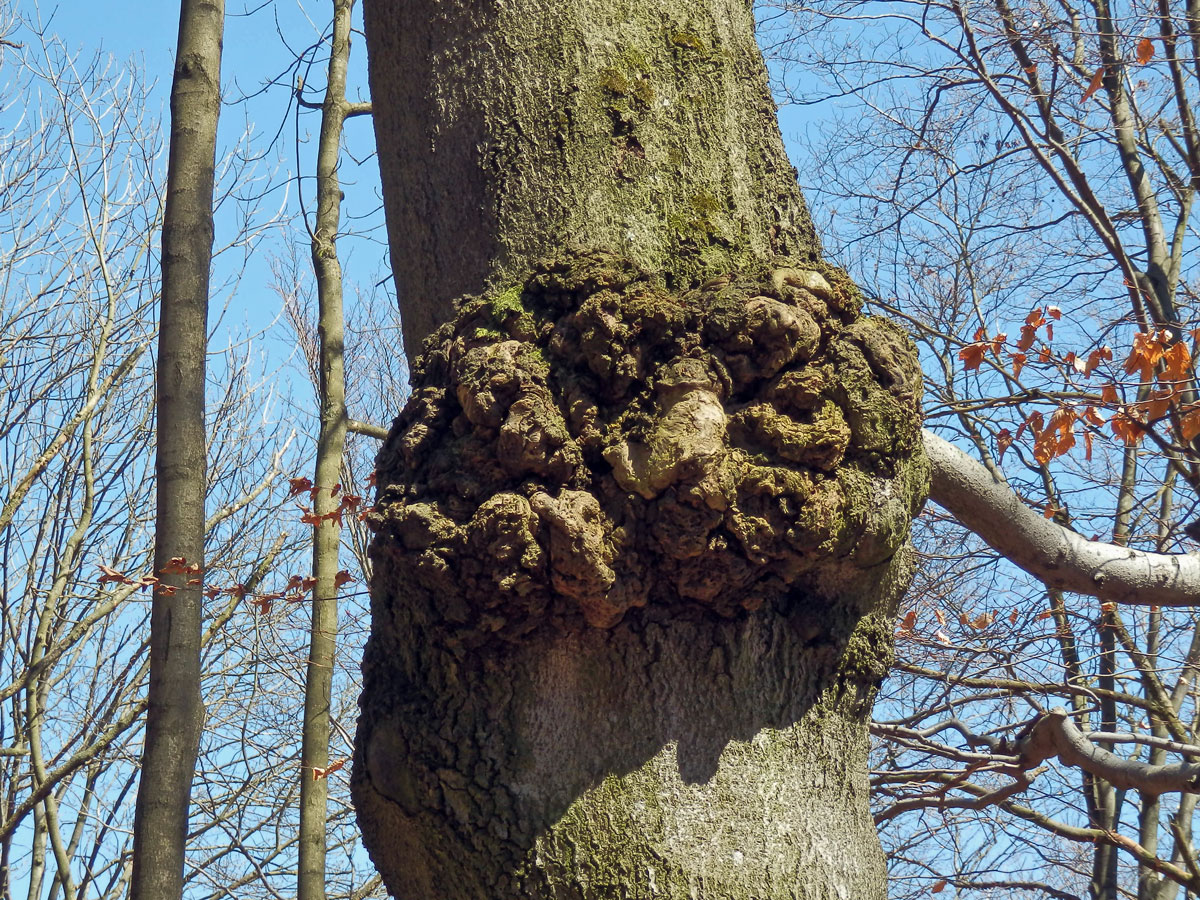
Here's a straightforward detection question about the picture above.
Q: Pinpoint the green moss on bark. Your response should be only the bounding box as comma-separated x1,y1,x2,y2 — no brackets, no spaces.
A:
668,30,709,52
357,248,928,900
359,1,926,896
372,249,926,640
366,0,824,360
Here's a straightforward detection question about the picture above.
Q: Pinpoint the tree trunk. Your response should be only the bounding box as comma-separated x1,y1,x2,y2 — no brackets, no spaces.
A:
297,1,356,898
131,1,223,898
356,1,926,897
364,0,819,362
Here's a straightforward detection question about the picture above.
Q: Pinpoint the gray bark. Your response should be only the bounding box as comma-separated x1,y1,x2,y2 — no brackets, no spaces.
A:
356,590,903,899
1017,710,1200,796
364,0,819,362
356,1,925,897
131,1,223,898
297,1,359,897
925,432,1200,607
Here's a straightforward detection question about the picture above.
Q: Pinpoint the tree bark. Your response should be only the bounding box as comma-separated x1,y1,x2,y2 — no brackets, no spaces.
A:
297,2,356,898
357,1,924,897
924,431,1200,607
131,1,223,898
365,0,819,362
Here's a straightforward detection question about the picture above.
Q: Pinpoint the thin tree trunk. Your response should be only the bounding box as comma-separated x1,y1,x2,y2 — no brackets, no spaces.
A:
1091,445,1140,900
297,1,362,897
130,2,223,898
356,1,926,896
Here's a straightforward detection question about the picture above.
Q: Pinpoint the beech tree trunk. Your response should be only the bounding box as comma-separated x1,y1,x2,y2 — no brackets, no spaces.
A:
297,2,356,898
365,0,819,362
355,2,925,897
131,1,223,898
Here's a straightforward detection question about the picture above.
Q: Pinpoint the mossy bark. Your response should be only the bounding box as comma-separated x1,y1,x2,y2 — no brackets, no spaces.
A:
364,0,818,362
357,595,903,900
358,2,925,898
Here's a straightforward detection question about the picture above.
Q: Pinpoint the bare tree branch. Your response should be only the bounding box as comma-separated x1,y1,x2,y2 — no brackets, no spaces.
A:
1015,707,1200,795
346,418,387,440
926,430,1200,606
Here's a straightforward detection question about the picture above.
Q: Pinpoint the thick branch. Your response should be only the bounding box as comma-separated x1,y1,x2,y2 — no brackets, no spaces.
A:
925,431,1200,606
1018,708,1200,796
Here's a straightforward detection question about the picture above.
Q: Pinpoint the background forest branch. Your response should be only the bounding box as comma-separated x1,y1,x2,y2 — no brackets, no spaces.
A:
762,0,1200,893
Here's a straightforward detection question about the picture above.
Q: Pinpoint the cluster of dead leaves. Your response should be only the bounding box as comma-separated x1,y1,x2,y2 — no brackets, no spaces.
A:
96,470,381,613
1081,36,1155,102
311,758,347,781
895,601,1103,648
896,607,1017,645
96,558,357,615
288,477,367,528
959,309,1200,465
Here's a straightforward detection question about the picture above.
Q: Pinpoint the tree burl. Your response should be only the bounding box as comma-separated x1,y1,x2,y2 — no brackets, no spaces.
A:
372,248,925,634
354,248,928,898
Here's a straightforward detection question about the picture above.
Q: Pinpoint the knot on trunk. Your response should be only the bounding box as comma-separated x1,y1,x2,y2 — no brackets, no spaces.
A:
370,249,928,644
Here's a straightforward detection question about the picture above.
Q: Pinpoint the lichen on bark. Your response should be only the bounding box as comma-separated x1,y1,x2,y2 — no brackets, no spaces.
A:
356,248,929,897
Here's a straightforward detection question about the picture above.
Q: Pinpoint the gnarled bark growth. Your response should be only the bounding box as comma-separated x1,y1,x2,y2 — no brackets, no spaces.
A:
357,0,928,896
355,250,928,898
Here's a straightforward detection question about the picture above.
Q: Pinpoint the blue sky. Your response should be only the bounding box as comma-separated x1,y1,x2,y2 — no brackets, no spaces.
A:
37,0,385,349
34,0,821,353
9,3,1155,897
0,8,385,894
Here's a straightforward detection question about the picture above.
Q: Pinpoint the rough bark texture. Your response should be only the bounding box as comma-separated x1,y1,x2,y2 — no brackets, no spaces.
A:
364,0,819,362
131,1,223,898
355,250,928,898
357,1,927,897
